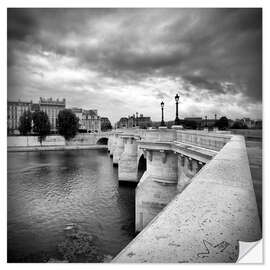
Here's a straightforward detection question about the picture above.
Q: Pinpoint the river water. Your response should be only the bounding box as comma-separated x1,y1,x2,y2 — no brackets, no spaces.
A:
8,149,135,262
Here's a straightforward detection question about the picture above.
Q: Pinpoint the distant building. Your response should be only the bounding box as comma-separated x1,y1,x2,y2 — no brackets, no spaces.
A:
239,118,258,129
137,114,152,129
31,103,40,112
7,100,33,134
39,97,66,132
7,97,66,134
117,113,152,129
236,118,262,129
117,117,129,128
202,118,217,128
82,109,101,133
7,98,104,135
128,114,136,128
255,120,262,129
71,107,84,130
101,117,112,131
228,119,234,128
184,117,203,129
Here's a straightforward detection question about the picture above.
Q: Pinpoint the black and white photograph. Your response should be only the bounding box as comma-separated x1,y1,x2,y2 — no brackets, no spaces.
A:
3,3,265,264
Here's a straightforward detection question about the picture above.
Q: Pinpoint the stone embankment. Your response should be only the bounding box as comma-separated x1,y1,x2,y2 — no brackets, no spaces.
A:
7,133,109,152
8,145,107,152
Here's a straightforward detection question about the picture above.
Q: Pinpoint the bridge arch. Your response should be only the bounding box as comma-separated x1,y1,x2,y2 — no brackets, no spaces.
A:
96,137,108,145
137,154,147,180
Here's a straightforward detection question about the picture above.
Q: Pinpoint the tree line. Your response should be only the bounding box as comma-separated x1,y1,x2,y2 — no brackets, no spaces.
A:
17,109,111,145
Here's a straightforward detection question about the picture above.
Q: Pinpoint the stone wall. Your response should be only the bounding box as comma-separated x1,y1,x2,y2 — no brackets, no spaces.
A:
7,133,108,148
7,135,65,147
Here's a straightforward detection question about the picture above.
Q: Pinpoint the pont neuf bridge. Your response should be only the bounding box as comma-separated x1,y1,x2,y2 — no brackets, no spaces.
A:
105,127,261,263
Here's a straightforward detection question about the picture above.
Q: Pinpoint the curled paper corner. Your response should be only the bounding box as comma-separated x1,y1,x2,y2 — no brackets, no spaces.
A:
237,239,263,263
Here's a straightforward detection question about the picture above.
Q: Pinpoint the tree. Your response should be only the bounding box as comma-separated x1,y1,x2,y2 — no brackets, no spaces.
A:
18,110,32,135
231,121,248,129
57,109,79,141
101,118,112,131
32,111,51,145
184,120,197,129
215,116,229,130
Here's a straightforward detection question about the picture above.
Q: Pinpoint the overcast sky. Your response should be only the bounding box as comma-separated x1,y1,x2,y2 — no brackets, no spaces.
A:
8,8,262,124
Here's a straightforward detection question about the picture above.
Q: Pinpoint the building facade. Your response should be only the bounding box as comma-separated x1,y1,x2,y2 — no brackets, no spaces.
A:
7,98,104,135
136,114,152,129
82,109,101,133
7,100,33,134
7,97,66,134
71,107,84,130
117,117,129,128
39,97,66,132
117,114,152,129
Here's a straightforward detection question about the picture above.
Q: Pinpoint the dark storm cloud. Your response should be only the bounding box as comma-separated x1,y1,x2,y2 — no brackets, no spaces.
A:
8,9,39,40
7,8,262,121
182,75,225,93
65,8,261,101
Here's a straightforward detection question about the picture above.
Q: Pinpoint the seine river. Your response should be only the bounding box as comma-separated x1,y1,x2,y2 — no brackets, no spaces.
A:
8,149,135,262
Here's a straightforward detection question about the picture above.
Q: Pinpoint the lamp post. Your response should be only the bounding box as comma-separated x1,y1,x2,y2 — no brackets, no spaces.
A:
160,101,165,126
136,112,138,127
174,93,181,125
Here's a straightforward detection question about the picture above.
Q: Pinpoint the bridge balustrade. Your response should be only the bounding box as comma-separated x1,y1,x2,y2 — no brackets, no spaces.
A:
176,130,231,151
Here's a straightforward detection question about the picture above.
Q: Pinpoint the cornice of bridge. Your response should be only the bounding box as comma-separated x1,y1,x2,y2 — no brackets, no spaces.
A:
138,140,217,163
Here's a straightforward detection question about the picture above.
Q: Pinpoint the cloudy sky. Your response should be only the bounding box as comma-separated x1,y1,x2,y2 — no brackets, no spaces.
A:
8,8,262,123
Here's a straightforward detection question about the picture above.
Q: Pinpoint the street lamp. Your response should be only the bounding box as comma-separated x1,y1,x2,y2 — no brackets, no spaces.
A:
160,101,165,126
174,93,181,125
136,112,138,126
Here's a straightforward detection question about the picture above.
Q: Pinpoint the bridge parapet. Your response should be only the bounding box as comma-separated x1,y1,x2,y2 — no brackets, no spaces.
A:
176,130,231,151
140,128,177,142
113,134,261,263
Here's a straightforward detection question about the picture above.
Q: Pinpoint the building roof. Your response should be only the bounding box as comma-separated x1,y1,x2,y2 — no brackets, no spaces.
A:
39,97,66,106
8,100,32,106
71,107,83,113
119,117,128,121
83,110,98,117
184,117,203,121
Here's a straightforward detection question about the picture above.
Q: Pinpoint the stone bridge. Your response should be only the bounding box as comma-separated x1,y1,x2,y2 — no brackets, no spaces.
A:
106,127,261,263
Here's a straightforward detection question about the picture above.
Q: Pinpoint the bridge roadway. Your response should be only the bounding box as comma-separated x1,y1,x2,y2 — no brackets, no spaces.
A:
106,127,261,263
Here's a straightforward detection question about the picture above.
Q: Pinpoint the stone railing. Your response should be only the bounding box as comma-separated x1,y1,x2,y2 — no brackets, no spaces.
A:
113,133,261,263
176,130,231,151
134,129,231,151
